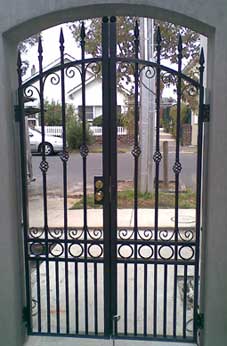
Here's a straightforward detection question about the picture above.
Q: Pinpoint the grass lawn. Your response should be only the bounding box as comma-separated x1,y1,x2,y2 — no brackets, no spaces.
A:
71,189,196,209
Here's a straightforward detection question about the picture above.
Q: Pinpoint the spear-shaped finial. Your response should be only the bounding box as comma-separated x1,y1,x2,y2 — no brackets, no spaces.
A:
80,21,86,41
178,34,183,54
38,35,43,55
134,20,139,39
156,26,162,45
60,27,64,45
199,47,205,66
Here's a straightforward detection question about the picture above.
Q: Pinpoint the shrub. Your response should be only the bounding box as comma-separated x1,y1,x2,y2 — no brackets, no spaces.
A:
93,115,102,126
92,112,125,127
66,117,94,150
169,103,191,137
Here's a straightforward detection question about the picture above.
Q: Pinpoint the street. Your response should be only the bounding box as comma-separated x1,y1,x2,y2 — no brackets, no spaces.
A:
29,150,197,196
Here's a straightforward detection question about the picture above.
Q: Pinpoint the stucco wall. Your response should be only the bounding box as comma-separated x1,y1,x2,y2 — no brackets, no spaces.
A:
0,1,227,346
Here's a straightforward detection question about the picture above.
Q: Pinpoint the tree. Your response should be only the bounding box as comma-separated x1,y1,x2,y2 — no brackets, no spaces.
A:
68,17,137,93
68,17,200,98
41,100,77,126
154,20,200,64
18,34,40,75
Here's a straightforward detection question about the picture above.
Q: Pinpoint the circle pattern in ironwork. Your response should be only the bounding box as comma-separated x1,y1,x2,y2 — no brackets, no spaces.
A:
138,244,154,259
68,243,84,258
178,245,195,261
80,144,89,158
88,244,103,258
49,242,64,257
30,242,45,257
173,161,182,174
39,160,49,173
131,145,141,158
118,244,134,259
153,151,162,163
158,245,174,260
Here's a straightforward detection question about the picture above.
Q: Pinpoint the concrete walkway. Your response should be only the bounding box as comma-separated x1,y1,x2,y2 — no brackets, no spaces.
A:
29,195,196,228
25,336,196,346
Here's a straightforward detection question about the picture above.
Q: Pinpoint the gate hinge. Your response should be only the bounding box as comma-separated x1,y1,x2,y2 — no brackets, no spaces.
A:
202,104,210,122
196,312,204,330
14,105,21,122
22,306,29,327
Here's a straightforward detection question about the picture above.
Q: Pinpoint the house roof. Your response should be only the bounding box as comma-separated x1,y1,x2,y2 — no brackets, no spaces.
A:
23,53,76,83
67,73,131,98
23,52,131,100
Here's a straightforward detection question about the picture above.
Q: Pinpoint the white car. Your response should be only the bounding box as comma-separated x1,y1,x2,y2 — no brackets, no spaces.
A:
29,128,63,155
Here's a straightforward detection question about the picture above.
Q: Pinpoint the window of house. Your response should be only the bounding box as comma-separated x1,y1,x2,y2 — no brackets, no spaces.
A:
78,106,94,120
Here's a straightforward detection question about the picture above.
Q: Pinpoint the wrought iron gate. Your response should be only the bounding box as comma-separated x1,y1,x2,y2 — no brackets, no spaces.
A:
17,16,205,343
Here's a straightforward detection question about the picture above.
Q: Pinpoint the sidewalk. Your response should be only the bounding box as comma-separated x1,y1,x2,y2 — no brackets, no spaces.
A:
29,196,195,228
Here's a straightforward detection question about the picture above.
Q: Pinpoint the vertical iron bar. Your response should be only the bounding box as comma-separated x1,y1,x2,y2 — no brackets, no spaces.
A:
144,263,148,336
17,51,32,334
55,261,60,333
59,28,70,334
133,20,140,337
102,16,112,337
110,15,118,336
80,23,89,335
94,262,98,334
124,263,128,335
163,264,168,337
173,34,183,337
153,26,162,337
183,265,188,338
38,37,51,333
36,259,41,332
75,262,79,334
193,48,205,340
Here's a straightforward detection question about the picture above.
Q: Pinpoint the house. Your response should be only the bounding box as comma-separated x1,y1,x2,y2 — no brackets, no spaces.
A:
67,72,128,121
24,53,129,122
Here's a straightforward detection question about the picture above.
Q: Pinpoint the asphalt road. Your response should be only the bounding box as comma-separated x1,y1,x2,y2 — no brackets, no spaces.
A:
30,150,196,196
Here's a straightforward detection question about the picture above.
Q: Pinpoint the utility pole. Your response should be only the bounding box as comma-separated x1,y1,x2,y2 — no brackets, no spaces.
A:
139,18,155,193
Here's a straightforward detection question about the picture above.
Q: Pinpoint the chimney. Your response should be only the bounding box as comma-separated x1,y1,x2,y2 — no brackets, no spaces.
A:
31,64,36,76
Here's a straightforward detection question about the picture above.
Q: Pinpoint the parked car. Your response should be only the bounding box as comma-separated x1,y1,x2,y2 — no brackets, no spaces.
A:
29,128,63,155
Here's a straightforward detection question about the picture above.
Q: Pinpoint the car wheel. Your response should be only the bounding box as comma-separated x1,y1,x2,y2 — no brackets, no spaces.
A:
39,142,53,156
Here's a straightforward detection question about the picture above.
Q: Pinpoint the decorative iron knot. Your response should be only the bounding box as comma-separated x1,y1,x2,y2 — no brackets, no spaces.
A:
39,160,49,173
173,161,182,175
80,144,89,158
60,150,69,162
153,151,162,163
131,145,141,158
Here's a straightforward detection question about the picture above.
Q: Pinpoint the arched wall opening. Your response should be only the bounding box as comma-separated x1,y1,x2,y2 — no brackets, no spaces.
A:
0,2,223,346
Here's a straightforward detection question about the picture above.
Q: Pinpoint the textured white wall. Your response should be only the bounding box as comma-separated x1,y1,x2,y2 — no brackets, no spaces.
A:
0,1,226,346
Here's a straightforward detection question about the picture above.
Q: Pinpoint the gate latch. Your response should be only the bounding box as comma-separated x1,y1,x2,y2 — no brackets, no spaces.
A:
196,312,204,330
94,176,104,205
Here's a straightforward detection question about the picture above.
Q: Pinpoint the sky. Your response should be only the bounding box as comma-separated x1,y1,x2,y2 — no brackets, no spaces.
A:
22,23,80,79
22,22,175,99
